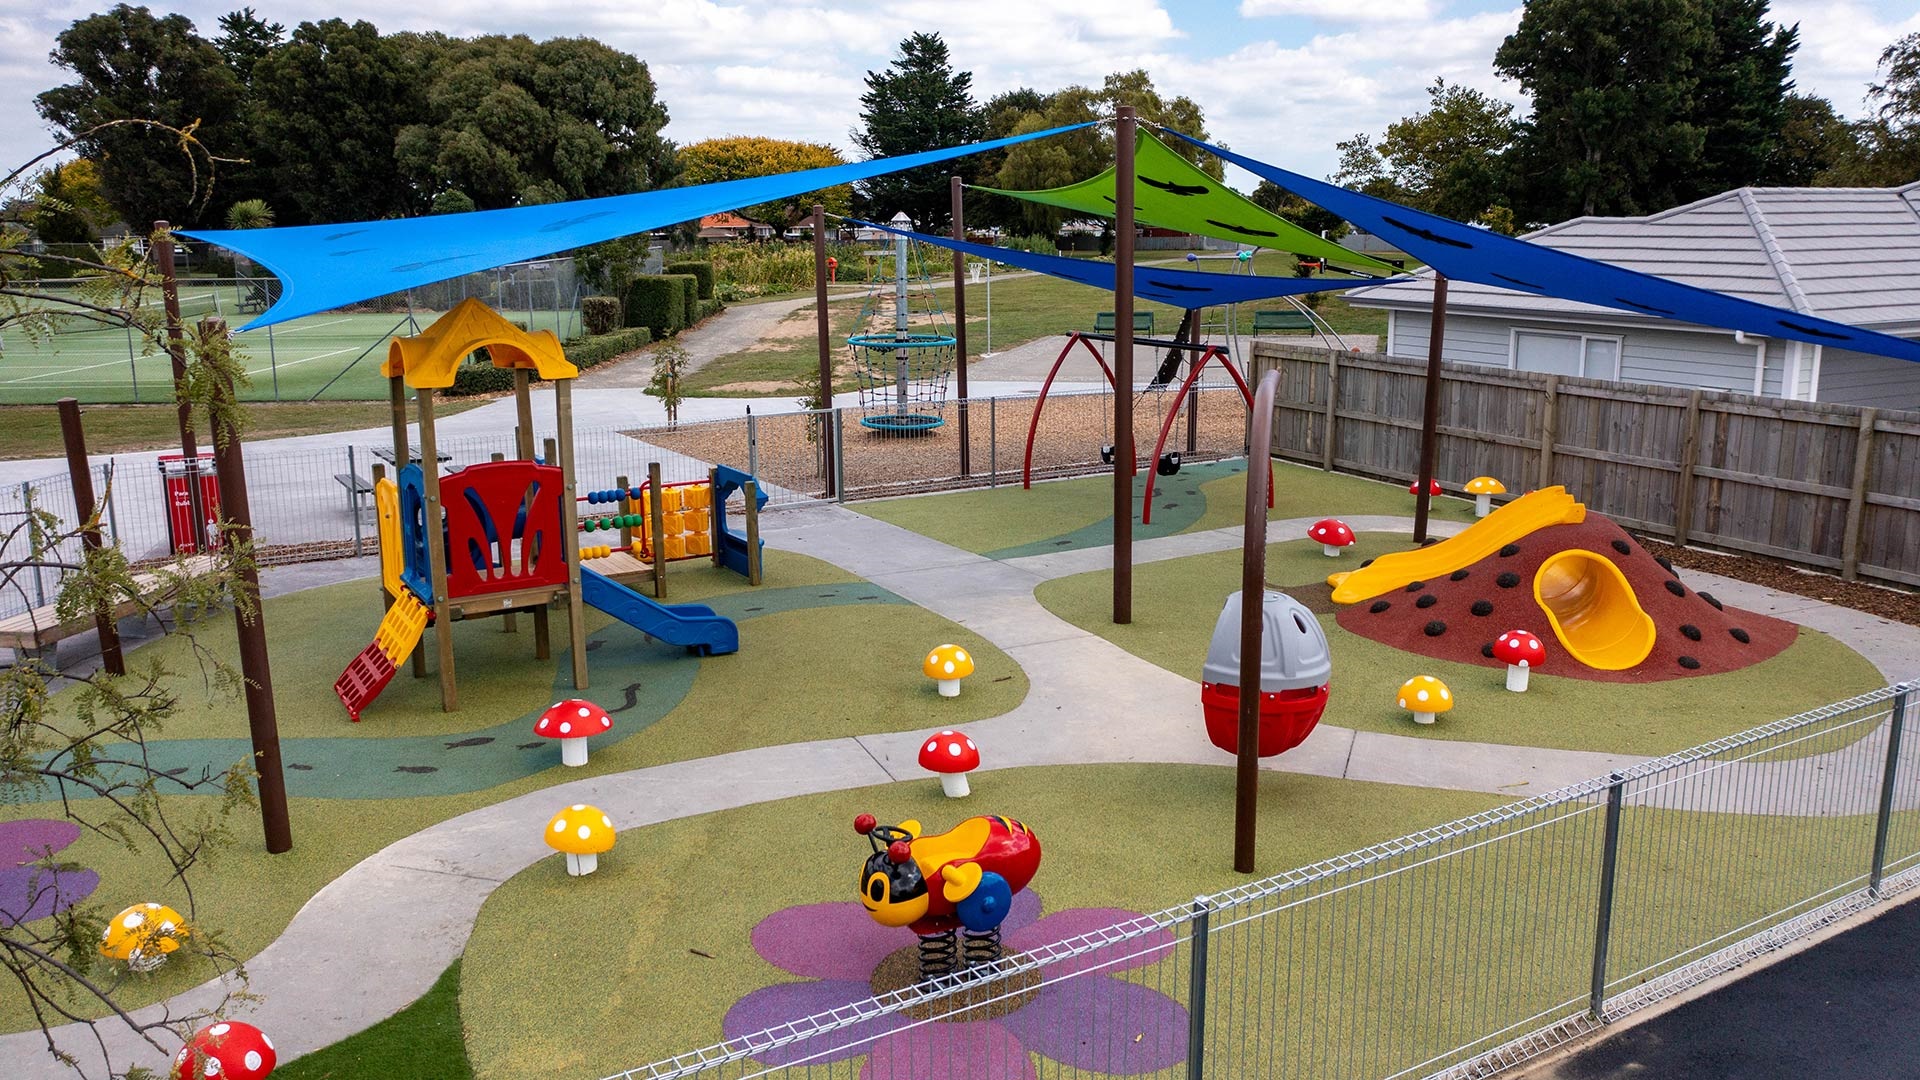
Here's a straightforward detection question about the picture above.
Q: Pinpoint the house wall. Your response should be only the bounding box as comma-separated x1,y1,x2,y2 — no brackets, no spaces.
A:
1386,311,1788,397
1818,347,1920,410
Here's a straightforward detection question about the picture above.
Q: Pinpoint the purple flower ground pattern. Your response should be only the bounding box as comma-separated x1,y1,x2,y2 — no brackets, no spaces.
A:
0,819,98,926
723,891,1187,1079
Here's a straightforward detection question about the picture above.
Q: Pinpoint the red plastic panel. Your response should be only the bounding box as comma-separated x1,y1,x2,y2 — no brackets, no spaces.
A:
442,461,566,598
334,642,397,722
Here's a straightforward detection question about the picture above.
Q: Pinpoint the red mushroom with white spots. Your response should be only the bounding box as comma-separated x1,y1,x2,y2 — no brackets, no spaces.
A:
536,698,612,767
1492,630,1546,692
1308,518,1356,557
1409,478,1442,496
171,1020,276,1080
918,730,980,798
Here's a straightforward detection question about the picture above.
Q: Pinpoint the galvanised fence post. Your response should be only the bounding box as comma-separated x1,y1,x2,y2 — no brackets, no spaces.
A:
989,397,998,488
1186,896,1212,1080
832,408,846,504
348,445,363,557
746,410,759,480
1870,685,1911,898
1589,772,1626,1019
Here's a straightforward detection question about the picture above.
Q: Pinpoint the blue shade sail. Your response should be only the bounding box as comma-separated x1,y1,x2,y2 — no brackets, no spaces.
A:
852,218,1405,308
1165,130,1920,366
183,122,1099,330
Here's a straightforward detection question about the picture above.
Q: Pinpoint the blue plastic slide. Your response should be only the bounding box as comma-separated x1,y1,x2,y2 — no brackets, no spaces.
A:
579,567,739,656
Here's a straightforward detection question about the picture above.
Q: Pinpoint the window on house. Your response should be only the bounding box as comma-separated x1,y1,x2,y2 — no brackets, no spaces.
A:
1512,330,1621,379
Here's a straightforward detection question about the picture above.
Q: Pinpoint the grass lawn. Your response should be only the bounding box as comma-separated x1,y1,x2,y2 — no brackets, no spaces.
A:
0,400,489,460
458,763,1512,1079
278,961,471,1080
855,458,1477,558
1033,537,1885,757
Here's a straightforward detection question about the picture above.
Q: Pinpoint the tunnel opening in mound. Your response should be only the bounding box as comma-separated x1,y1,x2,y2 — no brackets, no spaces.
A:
1533,549,1655,671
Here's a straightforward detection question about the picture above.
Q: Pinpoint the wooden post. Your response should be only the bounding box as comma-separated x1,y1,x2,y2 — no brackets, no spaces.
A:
1537,375,1560,490
615,473,633,552
649,462,667,598
1413,274,1448,543
152,222,207,552
57,398,123,675
555,379,587,691
202,319,292,854
813,204,836,497
1235,367,1283,874
418,387,457,710
1112,105,1138,625
709,467,722,570
1673,390,1703,545
744,480,763,585
951,175,971,477
1321,349,1341,471
513,369,536,460
1841,408,1879,581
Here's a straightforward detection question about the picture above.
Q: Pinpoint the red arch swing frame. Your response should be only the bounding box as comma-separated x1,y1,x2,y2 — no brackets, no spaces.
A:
1021,331,1273,524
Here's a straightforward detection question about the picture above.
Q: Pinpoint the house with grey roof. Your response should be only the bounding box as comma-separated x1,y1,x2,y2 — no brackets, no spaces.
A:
1346,182,1920,410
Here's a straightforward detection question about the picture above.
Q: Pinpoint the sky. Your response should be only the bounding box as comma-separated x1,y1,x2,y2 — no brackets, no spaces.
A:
4,0,1918,198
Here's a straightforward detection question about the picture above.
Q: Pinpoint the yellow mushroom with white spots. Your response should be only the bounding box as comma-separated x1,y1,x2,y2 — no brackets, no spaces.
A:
100,902,188,972
923,644,975,698
545,804,616,876
1396,675,1454,725
1464,476,1507,517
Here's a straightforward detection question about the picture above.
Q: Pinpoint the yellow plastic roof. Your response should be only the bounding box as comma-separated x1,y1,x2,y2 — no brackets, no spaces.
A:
383,297,577,389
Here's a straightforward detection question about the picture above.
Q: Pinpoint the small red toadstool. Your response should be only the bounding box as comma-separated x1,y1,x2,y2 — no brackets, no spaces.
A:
1492,630,1546,692
1409,478,1443,497
1308,518,1355,557
536,698,612,767
918,730,980,797
171,1020,276,1080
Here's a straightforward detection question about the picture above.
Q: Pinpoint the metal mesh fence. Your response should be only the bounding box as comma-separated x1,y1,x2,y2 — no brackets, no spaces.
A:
604,683,1917,1080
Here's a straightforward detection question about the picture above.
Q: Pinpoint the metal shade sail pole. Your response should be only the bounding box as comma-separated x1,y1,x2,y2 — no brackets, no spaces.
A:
951,175,971,476
812,204,836,497
1414,273,1449,543
1235,367,1282,874
1113,105,1138,625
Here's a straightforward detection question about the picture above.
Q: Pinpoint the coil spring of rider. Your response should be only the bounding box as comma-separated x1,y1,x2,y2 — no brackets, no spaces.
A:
962,927,1003,973
917,930,959,979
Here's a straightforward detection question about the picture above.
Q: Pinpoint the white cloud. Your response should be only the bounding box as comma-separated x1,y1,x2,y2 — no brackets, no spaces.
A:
1239,0,1436,23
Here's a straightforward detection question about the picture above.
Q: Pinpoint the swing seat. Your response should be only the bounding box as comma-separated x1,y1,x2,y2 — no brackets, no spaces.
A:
860,413,945,435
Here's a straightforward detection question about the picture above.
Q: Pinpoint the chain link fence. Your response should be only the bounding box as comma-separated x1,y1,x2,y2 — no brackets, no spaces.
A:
603,683,1916,1080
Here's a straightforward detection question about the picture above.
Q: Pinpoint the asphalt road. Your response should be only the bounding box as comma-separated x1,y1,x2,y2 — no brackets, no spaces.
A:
1541,895,1920,1079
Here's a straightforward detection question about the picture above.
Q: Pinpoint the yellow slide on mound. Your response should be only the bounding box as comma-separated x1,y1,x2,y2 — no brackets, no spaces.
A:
1328,487,1587,605
1532,549,1656,670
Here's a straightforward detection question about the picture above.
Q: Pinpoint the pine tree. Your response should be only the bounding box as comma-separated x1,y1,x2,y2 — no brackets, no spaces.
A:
852,32,982,232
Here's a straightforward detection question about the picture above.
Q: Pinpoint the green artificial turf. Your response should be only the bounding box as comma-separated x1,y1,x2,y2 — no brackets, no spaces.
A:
278,961,472,1080
458,763,1512,1079
856,459,1476,558
1033,538,1885,757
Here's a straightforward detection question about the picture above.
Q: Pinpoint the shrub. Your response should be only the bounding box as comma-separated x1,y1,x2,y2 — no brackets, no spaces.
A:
450,357,517,396
624,275,686,338
671,274,699,321
664,260,715,300
565,327,651,369
581,296,622,336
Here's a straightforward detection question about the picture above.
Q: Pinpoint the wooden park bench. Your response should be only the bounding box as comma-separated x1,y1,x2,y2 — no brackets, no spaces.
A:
1252,309,1316,335
0,554,218,666
1093,311,1155,336
334,472,374,512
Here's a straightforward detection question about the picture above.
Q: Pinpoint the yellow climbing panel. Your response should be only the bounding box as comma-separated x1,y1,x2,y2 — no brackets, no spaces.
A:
374,592,430,666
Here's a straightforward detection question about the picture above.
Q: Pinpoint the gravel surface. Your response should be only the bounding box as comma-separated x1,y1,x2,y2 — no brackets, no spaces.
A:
1634,534,1920,627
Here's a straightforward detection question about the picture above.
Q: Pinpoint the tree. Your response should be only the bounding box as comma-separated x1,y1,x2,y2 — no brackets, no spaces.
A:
395,34,674,211
29,161,117,245
1250,181,1348,241
224,198,273,229
213,7,284,83
1496,0,1713,220
245,19,428,224
1765,93,1860,185
1331,79,1517,223
1686,0,1798,195
852,32,983,231
2,122,257,1078
36,5,244,227
677,137,850,229
1840,32,1920,185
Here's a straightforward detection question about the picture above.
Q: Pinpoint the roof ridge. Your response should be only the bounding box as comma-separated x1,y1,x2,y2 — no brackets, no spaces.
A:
1735,189,1812,314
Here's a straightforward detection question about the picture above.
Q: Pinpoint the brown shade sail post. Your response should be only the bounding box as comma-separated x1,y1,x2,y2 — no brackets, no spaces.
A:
1112,105,1138,625
57,398,123,675
201,318,292,854
1413,273,1449,543
812,204,836,497
152,222,207,552
1234,367,1283,874
951,175,971,477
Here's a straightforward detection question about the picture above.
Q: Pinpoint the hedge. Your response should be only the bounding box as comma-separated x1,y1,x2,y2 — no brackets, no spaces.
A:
664,260,714,300
447,327,652,395
581,295,622,336
624,275,686,338
674,274,699,321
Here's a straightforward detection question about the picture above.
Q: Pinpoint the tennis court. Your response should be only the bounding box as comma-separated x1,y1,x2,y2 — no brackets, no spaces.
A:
0,270,582,404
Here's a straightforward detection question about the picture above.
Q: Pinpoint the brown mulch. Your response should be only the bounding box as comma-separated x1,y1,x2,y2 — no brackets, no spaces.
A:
1632,534,1920,628
868,945,1043,1023
1336,517,1797,683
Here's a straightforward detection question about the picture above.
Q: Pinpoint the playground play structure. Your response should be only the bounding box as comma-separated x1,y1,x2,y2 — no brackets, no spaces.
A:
333,298,766,720
847,215,956,436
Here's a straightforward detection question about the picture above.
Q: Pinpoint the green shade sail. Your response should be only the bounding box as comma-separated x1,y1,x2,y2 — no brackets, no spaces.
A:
977,132,1400,273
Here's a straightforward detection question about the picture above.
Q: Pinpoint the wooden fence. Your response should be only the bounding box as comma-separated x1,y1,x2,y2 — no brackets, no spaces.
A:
1249,341,1920,588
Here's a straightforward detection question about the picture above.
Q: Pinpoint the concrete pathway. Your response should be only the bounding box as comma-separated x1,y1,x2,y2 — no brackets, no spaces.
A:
4,506,1915,1077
